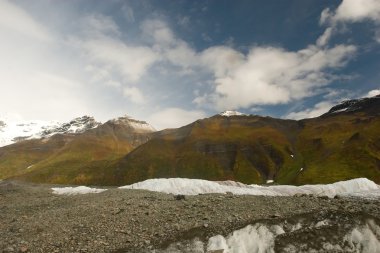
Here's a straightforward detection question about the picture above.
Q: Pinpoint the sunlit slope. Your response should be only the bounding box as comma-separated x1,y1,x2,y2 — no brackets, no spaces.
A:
116,116,303,185
0,121,153,185
1,96,379,186
116,96,380,185
293,113,380,184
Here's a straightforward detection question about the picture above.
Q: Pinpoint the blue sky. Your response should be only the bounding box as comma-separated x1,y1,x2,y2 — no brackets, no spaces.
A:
0,0,379,129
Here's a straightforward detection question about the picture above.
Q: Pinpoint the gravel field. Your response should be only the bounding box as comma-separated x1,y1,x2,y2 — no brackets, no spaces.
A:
0,180,379,253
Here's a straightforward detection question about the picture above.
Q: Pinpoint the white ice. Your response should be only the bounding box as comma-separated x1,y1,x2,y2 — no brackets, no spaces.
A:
120,178,380,198
207,224,284,253
51,186,107,195
205,220,380,253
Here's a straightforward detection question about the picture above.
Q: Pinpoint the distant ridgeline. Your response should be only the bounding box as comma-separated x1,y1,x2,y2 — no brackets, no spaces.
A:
0,95,379,186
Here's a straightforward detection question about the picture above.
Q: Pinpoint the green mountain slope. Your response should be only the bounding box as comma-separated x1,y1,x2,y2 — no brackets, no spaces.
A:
1,95,379,186
114,95,380,185
0,117,154,185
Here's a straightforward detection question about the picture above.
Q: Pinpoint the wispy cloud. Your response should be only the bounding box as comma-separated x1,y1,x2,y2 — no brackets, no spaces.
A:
148,108,206,130
123,87,145,104
285,101,335,120
319,0,380,45
0,0,53,42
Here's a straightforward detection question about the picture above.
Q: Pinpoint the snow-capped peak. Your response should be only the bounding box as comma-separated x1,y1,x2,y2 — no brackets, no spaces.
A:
0,114,156,147
40,116,100,137
0,116,101,147
109,115,156,132
219,110,247,117
325,95,380,115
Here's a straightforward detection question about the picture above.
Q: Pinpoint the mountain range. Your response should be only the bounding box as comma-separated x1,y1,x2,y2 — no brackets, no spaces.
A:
0,95,379,185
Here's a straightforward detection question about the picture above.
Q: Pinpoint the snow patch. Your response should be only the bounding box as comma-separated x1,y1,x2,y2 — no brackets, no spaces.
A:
207,224,284,253
342,188,380,200
109,115,155,132
219,110,247,117
52,186,107,195
159,219,380,253
120,178,380,198
345,220,380,253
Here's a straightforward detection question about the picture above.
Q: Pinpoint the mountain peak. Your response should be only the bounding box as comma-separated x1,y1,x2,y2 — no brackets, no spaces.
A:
219,110,247,117
109,115,156,132
324,95,380,116
40,116,101,137
0,116,101,147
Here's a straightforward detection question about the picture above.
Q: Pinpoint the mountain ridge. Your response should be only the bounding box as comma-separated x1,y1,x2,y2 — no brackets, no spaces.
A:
0,114,156,147
0,95,379,185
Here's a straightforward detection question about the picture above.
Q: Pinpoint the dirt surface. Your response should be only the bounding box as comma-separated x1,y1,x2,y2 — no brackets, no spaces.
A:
0,180,379,253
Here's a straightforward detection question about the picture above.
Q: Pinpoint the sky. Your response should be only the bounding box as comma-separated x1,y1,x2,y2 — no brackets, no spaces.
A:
1,0,380,130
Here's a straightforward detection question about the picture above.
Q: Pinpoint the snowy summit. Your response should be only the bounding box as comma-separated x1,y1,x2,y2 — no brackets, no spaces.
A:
0,115,100,147
109,115,156,132
219,110,247,117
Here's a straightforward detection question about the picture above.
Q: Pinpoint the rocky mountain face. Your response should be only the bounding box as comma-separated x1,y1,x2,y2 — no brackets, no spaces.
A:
0,95,379,186
323,94,380,116
0,115,155,184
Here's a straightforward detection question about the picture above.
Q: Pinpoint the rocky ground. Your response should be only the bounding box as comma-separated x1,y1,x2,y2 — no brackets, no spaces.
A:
0,180,379,253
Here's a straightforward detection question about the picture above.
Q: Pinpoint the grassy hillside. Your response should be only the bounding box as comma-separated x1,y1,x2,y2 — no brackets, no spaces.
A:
1,96,379,186
0,121,153,185
293,113,380,184
114,116,304,185
114,96,380,185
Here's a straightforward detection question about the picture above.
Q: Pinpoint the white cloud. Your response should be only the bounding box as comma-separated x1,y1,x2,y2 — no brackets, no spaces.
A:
333,0,380,23
141,19,177,46
320,0,380,44
376,30,380,43
0,69,90,120
72,15,159,83
105,80,121,87
122,5,135,23
320,8,333,25
195,44,356,110
200,46,244,77
321,0,380,25
366,89,380,97
148,108,206,130
316,27,333,47
81,14,121,37
285,101,334,120
78,36,158,82
123,87,145,104
0,1,91,121
0,0,52,42
137,19,357,112
177,16,190,27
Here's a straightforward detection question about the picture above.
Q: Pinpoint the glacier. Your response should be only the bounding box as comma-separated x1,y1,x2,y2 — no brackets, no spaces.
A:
119,177,380,198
